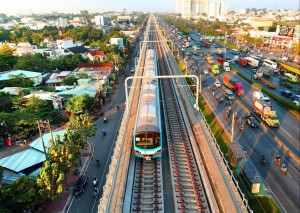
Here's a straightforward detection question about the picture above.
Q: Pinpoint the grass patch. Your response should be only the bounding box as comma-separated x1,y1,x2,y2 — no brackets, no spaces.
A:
248,197,281,213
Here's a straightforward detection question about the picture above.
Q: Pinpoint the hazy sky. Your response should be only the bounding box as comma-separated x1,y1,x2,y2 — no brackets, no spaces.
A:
0,0,299,15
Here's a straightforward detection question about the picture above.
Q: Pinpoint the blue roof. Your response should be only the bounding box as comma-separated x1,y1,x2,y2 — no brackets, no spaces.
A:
0,148,46,173
29,129,67,153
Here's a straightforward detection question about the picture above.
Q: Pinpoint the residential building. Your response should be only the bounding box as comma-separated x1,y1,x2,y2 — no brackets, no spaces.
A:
95,15,108,26
0,70,42,86
56,39,75,49
86,50,106,62
16,42,37,56
110,38,124,48
57,17,68,28
208,1,228,19
176,0,209,18
23,91,63,110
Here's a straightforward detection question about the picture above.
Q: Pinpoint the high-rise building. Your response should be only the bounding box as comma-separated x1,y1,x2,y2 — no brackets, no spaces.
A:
208,1,228,18
176,0,209,18
95,15,108,27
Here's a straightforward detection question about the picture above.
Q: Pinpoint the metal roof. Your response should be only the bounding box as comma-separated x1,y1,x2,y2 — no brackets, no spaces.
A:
0,149,46,173
29,129,67,153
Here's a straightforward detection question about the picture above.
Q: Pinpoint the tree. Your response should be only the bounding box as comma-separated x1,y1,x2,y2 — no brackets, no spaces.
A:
0,176,44,212
65,94,95,114
62,76,78,86
37,161,65,201
0,92,13,113
47,134,76,173
68,113,97,145
14,53,51,72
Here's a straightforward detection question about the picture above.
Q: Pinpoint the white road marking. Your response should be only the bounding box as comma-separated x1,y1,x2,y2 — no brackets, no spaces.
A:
281,128,293,138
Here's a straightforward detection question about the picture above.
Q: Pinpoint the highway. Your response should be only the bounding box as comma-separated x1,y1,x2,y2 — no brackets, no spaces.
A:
164,24,300,212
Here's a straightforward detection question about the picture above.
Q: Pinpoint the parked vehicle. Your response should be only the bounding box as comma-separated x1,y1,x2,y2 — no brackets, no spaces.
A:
223,74,245,96
245,115,260,128
73,175,88,196
281,90,293,98
253,99,280,127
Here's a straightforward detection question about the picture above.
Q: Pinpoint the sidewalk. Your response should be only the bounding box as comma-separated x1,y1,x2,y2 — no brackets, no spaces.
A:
39,141,93,213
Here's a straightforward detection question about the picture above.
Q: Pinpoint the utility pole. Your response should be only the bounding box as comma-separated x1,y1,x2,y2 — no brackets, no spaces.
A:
37,120,47,158
231,113,235,142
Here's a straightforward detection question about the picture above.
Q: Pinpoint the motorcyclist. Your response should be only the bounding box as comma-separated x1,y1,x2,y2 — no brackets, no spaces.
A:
93,176,97,181
96,158,100,163
281,164,287,173
94,188,99,196
102,129,107,135
103,117,107,122
275,155,281,164
260,155,266,164
116,105,120,110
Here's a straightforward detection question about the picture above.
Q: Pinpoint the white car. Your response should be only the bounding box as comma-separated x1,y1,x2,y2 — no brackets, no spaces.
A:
203,69,209,74
214,80,222,88
293,100,299,106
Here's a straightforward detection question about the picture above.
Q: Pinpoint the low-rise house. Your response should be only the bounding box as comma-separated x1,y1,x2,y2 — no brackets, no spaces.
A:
1,87,24,96
67,46,89,58
0,130,67,184
16,42,37,56
0,70,42,86
86,50,106,62
45,71,72,86
23,91,63,110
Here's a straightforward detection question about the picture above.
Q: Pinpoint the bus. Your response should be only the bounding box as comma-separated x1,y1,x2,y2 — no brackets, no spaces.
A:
263,59,277,69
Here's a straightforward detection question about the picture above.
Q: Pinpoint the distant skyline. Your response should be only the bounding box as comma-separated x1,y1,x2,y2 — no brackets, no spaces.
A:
0,0,299,15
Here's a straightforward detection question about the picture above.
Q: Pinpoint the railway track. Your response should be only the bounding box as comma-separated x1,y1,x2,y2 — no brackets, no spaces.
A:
157,25,211,212
131,159,164,212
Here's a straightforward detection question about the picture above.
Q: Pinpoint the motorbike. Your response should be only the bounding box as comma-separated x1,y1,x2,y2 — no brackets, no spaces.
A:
102,131,107,136
94,188,99,197
103,117,108,123
116,105,120,110
93,177,97,186
281,166,287,174
275,157,281,165
260,157,266,165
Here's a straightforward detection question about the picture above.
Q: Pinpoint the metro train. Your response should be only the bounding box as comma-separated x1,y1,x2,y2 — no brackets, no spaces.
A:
133,49,162,159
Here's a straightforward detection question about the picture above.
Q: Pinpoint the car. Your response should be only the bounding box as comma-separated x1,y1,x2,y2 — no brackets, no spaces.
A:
281,90,293,98
293,100,299,106
73,175,88,196
291,95,300,102
203,69,209,74
225,89,235,100
245,115,259,128
214,80,222,88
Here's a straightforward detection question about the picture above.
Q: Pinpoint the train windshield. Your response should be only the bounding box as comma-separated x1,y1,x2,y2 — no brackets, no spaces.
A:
135,132,160,149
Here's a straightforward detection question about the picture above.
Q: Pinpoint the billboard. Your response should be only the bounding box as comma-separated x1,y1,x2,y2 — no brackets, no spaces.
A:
278,26,295,37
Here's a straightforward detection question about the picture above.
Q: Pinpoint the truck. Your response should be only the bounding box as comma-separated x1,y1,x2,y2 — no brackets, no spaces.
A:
211,64,220,75
253,90,270,104
253,99,280,127
253,68,277,89
239,58,248,67
255,67,274,78
223,62,231,72
245,57,259,68
223,74,245,96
